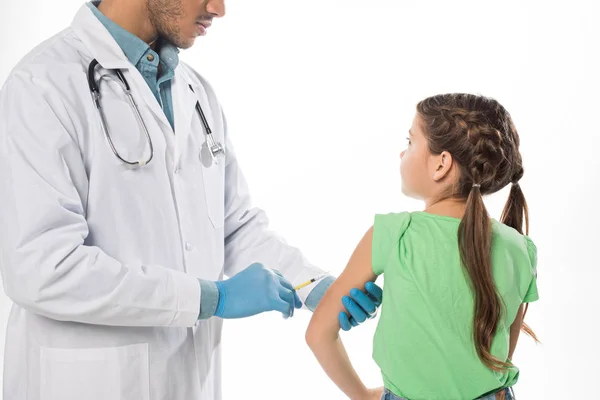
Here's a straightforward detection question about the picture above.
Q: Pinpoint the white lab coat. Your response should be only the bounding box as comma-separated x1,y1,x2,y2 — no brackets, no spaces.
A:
0,4,325,400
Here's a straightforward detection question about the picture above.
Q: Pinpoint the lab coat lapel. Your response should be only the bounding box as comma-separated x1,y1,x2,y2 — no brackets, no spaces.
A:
131,73,175,135
172,69,198,165
71,4,131,70
108,67,176,160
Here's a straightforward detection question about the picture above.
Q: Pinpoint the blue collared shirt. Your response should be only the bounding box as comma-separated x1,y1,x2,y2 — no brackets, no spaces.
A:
88,1,334,318
88,1,177,130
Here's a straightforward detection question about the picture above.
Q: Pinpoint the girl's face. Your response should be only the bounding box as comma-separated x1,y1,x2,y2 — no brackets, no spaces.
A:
400,114,453,200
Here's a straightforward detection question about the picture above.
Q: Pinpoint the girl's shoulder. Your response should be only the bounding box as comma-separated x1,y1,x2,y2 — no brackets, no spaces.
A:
491,220,537,272
372,212,412,276
491,220,536,251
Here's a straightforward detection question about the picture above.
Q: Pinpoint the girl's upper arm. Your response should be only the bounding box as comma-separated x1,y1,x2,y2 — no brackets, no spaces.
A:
306,226,378,342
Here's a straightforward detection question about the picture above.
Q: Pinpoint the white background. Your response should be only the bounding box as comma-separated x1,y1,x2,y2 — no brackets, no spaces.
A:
1,0,599,398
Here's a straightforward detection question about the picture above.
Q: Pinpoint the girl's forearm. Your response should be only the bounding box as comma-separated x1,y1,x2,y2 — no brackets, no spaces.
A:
307,336,369,400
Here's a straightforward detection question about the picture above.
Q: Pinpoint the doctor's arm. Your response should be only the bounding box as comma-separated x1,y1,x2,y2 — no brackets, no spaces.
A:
0,74,199,327
305,226,382,400
210,113,382,319
219,130,328,307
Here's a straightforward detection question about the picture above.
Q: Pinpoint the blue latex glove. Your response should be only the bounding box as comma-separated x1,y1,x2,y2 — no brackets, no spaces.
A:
339,281,383,331
214,263,302,319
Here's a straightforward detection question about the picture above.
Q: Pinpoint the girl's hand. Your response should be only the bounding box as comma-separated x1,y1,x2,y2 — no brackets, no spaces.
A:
365,387,384,400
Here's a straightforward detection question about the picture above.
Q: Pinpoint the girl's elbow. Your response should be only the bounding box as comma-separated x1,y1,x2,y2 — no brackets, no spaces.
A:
305,320,338,349
305,323,320,348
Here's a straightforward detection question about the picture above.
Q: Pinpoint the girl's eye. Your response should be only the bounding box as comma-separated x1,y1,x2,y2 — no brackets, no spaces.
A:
406,137,411,145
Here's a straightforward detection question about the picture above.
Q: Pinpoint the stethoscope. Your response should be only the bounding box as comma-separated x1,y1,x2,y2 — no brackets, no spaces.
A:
87,59,225,168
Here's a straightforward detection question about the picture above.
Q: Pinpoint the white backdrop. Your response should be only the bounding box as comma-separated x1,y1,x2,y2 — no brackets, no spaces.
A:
1,0,599,398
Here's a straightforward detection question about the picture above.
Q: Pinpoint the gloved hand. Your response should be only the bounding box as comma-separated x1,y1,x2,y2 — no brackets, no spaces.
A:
214,263,302,319
338,281,383,331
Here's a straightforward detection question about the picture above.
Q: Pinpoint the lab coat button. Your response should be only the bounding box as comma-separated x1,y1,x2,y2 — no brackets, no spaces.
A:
185,242,193,251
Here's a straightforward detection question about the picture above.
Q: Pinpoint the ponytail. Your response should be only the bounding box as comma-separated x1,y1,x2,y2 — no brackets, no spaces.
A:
500,181,529,235
458,183,510,371
500,178,539,342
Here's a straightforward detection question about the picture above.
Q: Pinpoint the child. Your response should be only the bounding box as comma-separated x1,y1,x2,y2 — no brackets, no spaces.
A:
305,93,539,400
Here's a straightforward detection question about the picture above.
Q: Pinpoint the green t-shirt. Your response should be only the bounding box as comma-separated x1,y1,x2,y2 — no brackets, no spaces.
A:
371,212,538,400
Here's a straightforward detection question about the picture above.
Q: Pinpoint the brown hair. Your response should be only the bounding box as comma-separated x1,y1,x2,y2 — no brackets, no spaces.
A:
416,93,537,371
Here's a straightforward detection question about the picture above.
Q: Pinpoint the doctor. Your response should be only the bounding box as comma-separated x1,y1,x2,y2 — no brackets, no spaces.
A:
0,0,383,399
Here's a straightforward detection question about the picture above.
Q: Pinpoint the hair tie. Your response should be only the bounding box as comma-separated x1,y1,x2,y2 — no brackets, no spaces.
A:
472,183,481,188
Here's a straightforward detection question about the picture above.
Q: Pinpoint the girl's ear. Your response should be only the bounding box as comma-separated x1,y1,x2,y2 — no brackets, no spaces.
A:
432,151,453,181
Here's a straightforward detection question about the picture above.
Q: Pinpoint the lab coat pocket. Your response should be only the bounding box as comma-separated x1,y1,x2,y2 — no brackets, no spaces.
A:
39,343,150,400
200,147,225,229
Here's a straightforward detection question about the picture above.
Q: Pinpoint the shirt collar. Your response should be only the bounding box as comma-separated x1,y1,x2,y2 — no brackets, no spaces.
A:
87,1,179,70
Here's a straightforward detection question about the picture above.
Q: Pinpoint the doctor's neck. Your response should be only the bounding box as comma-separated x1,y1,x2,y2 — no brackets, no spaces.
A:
98,0,160,47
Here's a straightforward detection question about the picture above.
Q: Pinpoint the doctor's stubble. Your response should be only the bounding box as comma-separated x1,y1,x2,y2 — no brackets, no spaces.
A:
146,0,224,49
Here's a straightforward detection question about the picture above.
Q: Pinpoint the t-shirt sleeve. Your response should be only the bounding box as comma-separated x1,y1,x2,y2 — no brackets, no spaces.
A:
523,236,539,303
371,212,411,276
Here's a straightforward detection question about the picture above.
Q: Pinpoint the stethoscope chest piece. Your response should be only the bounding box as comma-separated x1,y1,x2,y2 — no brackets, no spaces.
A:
200,139,225,168
200,142,214,168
